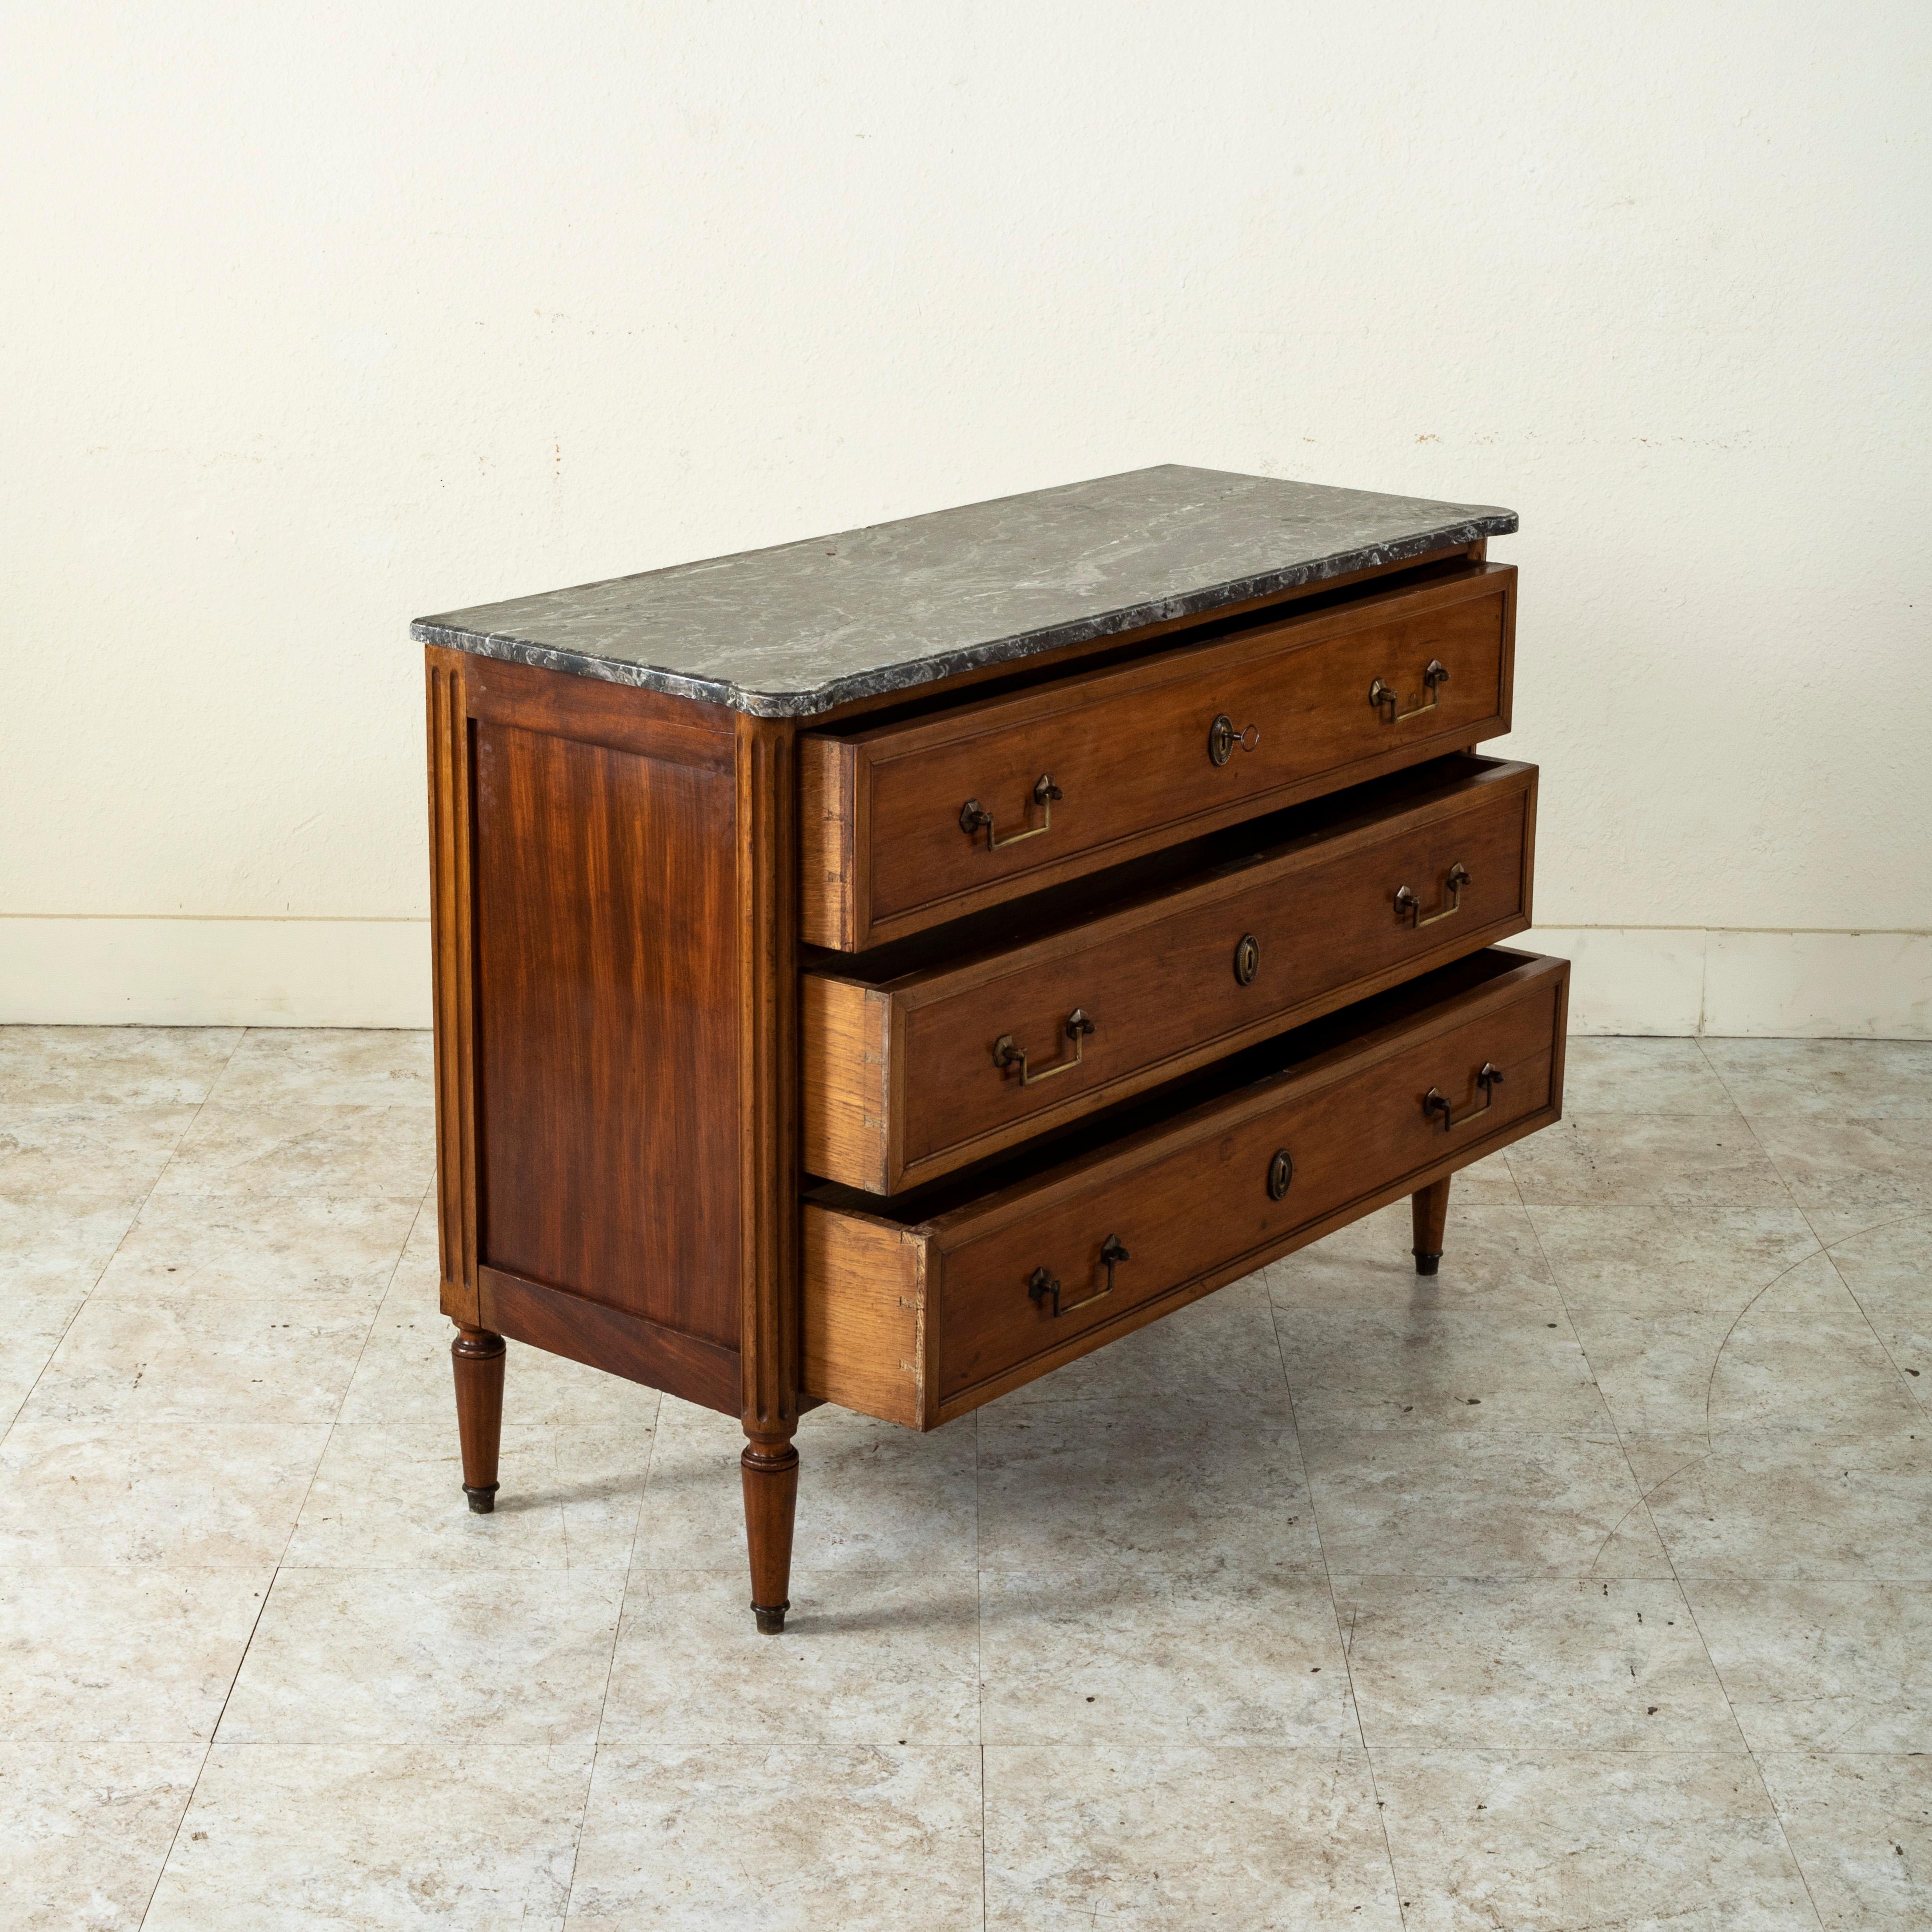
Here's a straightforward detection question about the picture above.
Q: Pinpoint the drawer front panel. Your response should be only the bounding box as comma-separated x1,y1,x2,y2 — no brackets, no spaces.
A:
893,764,1535,1189
934,957,1563,1405
802,565,1514,950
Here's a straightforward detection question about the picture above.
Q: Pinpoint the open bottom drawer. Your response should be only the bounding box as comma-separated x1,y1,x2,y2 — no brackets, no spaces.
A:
802,946,1568,1428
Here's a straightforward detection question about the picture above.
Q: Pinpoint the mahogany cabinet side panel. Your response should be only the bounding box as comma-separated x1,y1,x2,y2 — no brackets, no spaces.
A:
471,700,741,1353
479,1265,739,1414
426,647,481,1324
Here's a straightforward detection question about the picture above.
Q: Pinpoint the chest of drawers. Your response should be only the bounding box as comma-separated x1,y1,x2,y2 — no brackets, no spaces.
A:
415,465,1567,1632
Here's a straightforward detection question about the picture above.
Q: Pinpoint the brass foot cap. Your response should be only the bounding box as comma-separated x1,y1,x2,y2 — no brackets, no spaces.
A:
1414,1252,1442,1277
752,1602,789,1635
463,1483,499,1514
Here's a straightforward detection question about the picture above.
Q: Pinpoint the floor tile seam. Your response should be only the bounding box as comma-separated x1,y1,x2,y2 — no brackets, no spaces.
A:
1263,1253,1405,1921
64,1741,205,1931
1352,1729,1839,1876
974,1405,986,1757
1320,1568,1755,1590
30,1723,612,1753
973,1740,1440,1757
1506,1196,1623,1439
195,1181,428,1779
87,1181,448,1202
1752,1745,1932,1758
1509,1191,1817,1213
1709,1060,1810,1212
560,1445,647,1925
7,1556,327,1577
1356,1735,1760,1758
1,1039,250,1457
1350,1739,1798,1760
1742,1741,1834,1931
1638,1417,1802,1894
1805,1204,1927,1252
1513,1193,1725,1649
134,1568,276,1931
7,1415,345,1439
39,1175,415,1453
979,1740,990,1932
1674,1571,1932,1594
208,1029,437,1112
1491,1148,1530,1209
229,1556,1811,1584
1297,1421,1641,1448
1799,1208,1930,1415
30,1553,1877,1584
311,1733,1917,1759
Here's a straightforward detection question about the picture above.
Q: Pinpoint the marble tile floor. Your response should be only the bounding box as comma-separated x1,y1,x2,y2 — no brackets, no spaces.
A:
2,1026,1929,1928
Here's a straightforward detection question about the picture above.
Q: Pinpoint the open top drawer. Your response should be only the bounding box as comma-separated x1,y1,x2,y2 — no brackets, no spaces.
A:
801,562,1515,950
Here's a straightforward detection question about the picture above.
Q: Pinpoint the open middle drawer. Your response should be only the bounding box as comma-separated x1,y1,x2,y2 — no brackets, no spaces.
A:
804,754,1537,1194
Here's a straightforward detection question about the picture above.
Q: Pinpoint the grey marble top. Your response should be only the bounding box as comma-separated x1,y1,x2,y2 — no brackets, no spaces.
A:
411,465,1515,719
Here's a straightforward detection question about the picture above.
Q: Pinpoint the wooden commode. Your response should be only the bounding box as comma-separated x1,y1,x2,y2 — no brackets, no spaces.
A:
415,465,1568,1633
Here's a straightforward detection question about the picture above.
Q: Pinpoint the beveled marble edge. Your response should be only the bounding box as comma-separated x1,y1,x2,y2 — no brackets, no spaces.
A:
411,517,1513,718
410,472,1517,720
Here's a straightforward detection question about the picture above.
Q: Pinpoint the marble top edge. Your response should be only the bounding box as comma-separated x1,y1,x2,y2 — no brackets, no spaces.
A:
411,466,1517,720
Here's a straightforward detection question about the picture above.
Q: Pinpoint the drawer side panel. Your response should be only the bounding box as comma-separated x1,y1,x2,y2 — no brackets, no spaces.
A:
801,1211,927,1427
802,976,894,1193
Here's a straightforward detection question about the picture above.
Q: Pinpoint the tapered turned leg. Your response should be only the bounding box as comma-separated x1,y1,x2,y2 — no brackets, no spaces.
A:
1412,1176,1452,1276
741,1432,799,1635
451,1325,505,1512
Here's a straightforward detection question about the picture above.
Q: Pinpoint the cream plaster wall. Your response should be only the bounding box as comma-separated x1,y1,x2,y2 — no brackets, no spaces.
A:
3,2,1927,1030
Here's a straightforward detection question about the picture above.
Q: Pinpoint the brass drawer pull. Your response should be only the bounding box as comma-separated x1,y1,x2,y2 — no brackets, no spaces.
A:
1029,1233,1130,1318
1208,714,1262,766
1267,1148,1294,1200
1234,933,1261,986
1424,1061,1504,1131
1370,659,1449,723
1395,862,1470,928
993,1009,1095,1085
959,773,1062,850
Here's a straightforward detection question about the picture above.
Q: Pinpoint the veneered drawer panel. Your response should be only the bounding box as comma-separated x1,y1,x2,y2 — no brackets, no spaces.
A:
803,755,1537,1194
801,564,1515,950
802,947,1569,1428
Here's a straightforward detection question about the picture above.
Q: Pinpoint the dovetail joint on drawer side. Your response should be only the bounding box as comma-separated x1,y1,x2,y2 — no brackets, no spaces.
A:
800,733,861,952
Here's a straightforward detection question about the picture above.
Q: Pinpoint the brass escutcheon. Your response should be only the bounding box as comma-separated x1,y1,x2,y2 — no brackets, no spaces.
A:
1208,713,1262,766
1267,1148,1294,1200
1234,933,1262,986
